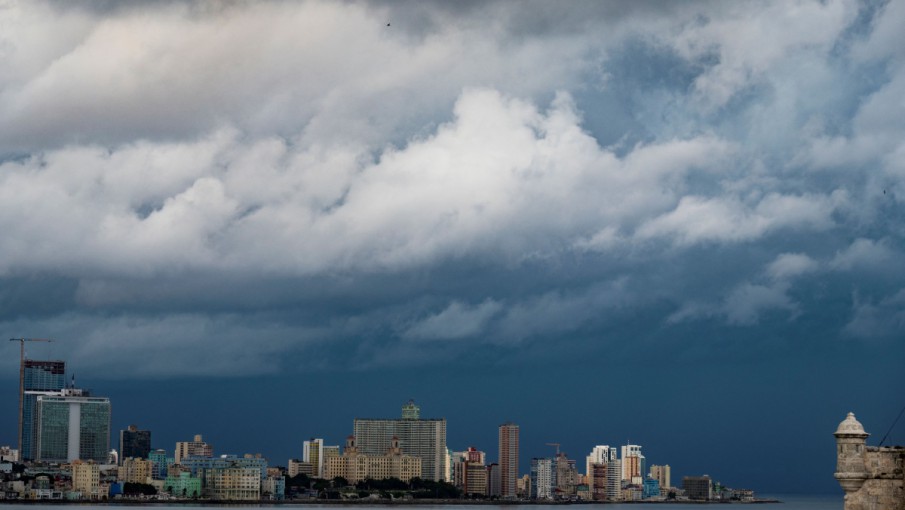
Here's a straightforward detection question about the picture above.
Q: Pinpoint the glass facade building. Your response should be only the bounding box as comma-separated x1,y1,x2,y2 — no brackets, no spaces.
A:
120,425,151,461
35,393,111,462
20,360,65,461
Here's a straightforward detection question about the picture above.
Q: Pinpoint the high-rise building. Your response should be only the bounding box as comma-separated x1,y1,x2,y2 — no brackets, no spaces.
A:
529,458,553,500
621,445,645,484
586,445,616,478
302,438,324,478
120,424,151,464
498,422,519,499
487,463,501,497
589,462,607,501
34,389,111,463
452,447,487,495
353,400,447,481
20,360,66,461
649,464,671,489
606,459,622,501
175,434,213,464
554,452,578,495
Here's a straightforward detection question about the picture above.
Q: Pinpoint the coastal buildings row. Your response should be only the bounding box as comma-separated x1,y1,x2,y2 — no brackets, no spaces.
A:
3,353,767,502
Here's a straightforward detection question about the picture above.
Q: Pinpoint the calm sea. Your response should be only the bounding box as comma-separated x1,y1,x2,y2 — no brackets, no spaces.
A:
0,494,844,510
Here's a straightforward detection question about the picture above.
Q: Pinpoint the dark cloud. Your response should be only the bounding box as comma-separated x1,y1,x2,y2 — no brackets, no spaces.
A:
0,0,903,494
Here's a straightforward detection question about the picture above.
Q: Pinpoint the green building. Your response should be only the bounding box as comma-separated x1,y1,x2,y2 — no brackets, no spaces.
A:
165,471,201,498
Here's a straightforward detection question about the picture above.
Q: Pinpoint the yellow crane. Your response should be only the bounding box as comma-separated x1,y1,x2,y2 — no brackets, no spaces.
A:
8,338,54,455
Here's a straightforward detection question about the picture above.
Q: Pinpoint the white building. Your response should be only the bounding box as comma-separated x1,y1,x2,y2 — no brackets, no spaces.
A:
620,445,645,484
530,458,553,500
607,459,622,501
302,438,324,478
586,445,616,478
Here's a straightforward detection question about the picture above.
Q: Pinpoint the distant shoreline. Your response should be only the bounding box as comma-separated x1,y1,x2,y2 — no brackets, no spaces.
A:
0,499,783,505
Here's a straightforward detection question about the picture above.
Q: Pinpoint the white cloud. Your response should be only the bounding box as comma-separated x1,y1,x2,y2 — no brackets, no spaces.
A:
830,238,899,271
668,282,799,327
724,283,797,326
635,192,837,246
668,0,855,109
766,253,819,281
844,288,905,339
402,299,503,341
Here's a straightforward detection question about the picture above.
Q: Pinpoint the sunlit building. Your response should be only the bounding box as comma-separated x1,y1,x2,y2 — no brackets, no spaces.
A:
175,434,213,464
324,435,421,484
353,400,447,481
498,422,519,499
71,460,101,499
650,464,671,490
621,445,645,484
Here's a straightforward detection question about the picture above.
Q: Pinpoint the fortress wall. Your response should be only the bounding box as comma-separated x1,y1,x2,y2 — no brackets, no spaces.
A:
845,447,905,510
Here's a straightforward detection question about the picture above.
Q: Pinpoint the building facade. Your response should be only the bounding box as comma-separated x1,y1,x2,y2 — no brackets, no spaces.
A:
498,422,519,499
34,390,111,462
353,400,447,481
71,460,101,499
118,457,152,484
530,458,553,500
165,471,202,498
834,412,905,510
650,464,671,490
149,449,171,480
175,435,213,464
20,360,66,461
120,425,151,462
303,438,324,478
204,466,260,500
586,445,616,479
606,459,622,501
324,435,421,484
683,475,712,500
621,444,645,484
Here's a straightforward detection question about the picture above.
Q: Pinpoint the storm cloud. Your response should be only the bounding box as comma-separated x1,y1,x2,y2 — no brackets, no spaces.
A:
0,0,903,493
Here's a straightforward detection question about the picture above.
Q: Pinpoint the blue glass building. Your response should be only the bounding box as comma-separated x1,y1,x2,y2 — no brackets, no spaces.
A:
21,360,65,461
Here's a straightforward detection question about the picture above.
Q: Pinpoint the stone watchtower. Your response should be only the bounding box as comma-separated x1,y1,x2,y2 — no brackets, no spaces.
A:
834,412,905,510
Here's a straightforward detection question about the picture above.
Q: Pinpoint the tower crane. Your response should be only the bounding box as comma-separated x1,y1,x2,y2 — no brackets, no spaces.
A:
8,338,54,455
546,442,561,456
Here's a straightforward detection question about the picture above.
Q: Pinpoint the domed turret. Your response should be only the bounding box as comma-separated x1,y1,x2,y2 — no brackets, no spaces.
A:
834,412,869,493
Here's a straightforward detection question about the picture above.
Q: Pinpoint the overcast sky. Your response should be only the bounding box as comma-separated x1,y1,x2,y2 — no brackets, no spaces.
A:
1,0,903,495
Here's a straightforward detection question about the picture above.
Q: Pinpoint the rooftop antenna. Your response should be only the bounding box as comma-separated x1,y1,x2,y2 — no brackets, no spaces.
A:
8,338,54,454
878,404,905,447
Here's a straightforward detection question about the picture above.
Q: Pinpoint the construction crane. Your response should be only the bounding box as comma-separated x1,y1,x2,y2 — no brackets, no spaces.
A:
8,338,53,455
545,442,561,456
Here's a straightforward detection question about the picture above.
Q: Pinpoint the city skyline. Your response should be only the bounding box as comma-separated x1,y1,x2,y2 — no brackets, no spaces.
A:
1,0,904,498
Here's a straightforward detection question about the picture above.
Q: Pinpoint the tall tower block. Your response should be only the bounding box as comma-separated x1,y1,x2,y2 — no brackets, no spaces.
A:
499,422,519,499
